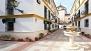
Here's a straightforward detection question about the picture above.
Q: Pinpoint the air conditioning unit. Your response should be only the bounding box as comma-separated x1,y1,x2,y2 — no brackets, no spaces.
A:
81,11,85,15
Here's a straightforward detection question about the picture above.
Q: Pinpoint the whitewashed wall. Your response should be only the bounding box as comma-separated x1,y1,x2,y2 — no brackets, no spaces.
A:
34,18,44,32
89,0,91,13
14,0,34,14
0,0,6,15
33,0,45,32
58,10,65,22
14,0,35,32
33,0,44,17
0,19,5,31
0,0,6,31
80,1,91,34
0,0,35,32
14,17,34,32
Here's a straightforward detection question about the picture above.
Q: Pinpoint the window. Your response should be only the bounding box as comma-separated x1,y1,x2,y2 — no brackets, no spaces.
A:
72,23,74,26
85,0,89,14
52,24,54,28
44,6,47,19
7,9,14,15
44,6,48,30
6,22,14,31
75,22,77,26
78,10,80,18
78,21,80,27
7,0,14,15
51,13,53,20
55,18,57,23
6,0,14,31
48,10,50,20
44,23,47,30
84,19,89,27
48,24,51,30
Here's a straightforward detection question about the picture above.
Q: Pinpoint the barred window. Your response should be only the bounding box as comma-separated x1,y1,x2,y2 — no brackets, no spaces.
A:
84,19,89,27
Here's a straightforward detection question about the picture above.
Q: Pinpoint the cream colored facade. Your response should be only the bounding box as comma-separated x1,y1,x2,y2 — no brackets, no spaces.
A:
57,4,69,28
0,0,59,40
70,0,91,35
64,14,70,24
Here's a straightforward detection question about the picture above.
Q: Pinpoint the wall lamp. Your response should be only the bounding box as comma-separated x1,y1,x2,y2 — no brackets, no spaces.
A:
10,0,24,13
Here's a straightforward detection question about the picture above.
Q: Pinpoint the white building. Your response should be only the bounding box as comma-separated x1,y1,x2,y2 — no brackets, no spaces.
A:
57,4,68,29
0,0,59,40
70,0,91,34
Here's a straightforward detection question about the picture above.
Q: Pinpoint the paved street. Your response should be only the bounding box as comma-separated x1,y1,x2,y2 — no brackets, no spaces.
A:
0,29,91,51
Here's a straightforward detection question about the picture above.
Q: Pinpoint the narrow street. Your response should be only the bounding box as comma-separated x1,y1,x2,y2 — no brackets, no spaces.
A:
0,29,91,51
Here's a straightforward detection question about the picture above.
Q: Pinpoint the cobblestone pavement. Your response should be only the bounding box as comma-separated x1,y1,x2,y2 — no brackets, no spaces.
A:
0,29,91,51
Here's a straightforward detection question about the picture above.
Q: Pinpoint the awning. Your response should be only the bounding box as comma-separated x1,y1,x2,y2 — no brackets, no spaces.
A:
2,18,15,23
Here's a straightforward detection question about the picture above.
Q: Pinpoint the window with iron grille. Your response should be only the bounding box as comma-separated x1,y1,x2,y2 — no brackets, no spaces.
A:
78,21,80,27
78,10,80,18
84,19,89,27
75,22,77,26
6,0,14,31
52,24,54,28
85,0,89,15
44,6,47,19
72,23,74,26
44,6,48,30
48,10,50,20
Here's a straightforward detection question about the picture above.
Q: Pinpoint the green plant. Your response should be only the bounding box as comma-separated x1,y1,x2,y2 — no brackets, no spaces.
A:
86,34,91,38
11,37,15,40
0,36,1,38
1,34,11,40
48,30,52,33
25,37,30,40
18,38,24,41
39,33,44,38
35,37,39,41
25,37,32,41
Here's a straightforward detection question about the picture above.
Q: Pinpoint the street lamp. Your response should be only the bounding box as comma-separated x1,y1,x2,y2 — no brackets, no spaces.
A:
10,1,18,7
10,0,24,13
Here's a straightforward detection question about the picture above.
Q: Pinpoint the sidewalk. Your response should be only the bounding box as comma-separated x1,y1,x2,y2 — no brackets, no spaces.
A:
0,29,91,51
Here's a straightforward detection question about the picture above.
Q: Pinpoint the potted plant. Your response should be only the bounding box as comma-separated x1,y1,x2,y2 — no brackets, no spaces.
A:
25,37,33,42
39,33,44,39
1,34,11,41
35,37,39,41
48,30,52,35
11,37,15,41
25,37,30,41
81,32,85,35
86,34,91,38
18,38,24,41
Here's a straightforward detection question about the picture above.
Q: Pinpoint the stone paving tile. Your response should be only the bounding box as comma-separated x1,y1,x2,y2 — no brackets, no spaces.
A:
23,29,91,51
0,41,28,51
0,29,91,51
11,42,33,51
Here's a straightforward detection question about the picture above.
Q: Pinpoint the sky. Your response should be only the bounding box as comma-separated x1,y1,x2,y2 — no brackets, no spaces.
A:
54,0,74,13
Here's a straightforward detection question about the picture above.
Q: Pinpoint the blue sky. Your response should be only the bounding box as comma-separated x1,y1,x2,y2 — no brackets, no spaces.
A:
54,0,74,13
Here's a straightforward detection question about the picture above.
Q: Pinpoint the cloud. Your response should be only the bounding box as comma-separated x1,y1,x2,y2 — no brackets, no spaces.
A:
54,0,74,13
